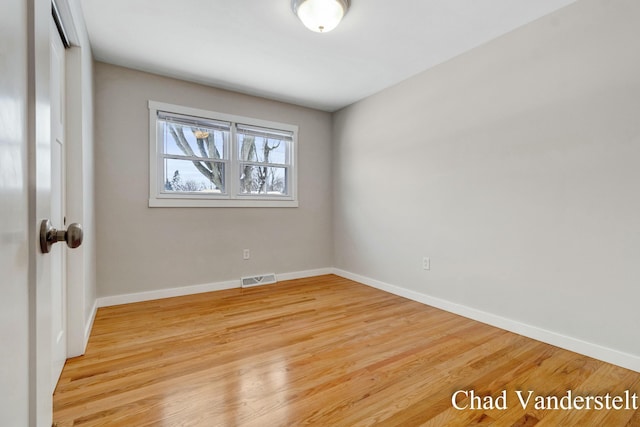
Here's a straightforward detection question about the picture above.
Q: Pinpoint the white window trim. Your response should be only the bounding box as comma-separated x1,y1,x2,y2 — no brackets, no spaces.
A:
149,100,298,208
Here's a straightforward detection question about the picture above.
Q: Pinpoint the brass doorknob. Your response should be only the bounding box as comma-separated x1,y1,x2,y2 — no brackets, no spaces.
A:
39,219,83,254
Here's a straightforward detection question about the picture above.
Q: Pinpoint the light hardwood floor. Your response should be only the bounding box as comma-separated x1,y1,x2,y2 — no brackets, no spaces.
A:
53,275,640,426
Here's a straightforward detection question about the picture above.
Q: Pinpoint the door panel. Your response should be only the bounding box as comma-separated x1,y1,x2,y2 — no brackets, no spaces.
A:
51,18,68,390
0,0,30,424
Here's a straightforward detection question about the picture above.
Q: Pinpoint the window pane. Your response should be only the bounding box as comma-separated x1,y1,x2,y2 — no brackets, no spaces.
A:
161,120,227,159
237,135,288,164
164,158,225,193
239,164,287,195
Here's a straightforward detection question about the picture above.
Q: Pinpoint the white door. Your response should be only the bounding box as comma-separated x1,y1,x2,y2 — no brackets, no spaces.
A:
1,0,55,425
51,18,68,390
0,0,30,424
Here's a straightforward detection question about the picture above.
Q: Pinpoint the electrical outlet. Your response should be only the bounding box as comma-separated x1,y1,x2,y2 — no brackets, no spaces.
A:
243,249,250,260
422,257,430,270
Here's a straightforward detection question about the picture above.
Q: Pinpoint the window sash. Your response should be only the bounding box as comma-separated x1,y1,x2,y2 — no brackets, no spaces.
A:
238,164,290,196
238,160,288,168
236,123,293,141
161,158,227,195
162,154,230,163
158,111,231,133
236,125,291,166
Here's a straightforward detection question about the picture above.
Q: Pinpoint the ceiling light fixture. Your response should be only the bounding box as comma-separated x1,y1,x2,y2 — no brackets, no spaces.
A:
291,0,350,33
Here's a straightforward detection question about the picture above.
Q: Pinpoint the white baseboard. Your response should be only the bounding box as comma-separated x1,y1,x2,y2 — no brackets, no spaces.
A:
276,267,334,282
332,268,640,373
96,279,239,308
96,267,334,308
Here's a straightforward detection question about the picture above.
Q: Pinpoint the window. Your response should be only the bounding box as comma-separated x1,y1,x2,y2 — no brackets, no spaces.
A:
149,101,298,207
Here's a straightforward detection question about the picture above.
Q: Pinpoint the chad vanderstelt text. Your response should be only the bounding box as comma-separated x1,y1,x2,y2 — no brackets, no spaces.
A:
452,390,639,411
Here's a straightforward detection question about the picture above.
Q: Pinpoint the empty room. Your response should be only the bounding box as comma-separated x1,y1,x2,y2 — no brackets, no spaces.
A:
2,0,639,425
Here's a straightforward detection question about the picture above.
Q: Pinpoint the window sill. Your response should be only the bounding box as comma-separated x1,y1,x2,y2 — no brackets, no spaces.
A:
148,197,299,208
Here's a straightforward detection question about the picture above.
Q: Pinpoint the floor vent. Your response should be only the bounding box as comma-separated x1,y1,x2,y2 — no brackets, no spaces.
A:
241,273,277,288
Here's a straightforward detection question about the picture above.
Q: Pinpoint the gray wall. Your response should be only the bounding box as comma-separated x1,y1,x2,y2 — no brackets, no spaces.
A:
94,63,333,297
333,0,640,357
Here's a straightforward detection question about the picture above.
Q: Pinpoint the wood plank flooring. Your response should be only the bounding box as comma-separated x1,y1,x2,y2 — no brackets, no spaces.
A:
53,275,640,426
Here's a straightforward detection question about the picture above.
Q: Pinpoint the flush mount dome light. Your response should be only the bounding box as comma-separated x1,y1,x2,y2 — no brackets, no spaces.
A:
292,0,350,33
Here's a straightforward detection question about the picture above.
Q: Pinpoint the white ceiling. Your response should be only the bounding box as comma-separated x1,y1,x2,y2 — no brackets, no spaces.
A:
80,0,576,112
